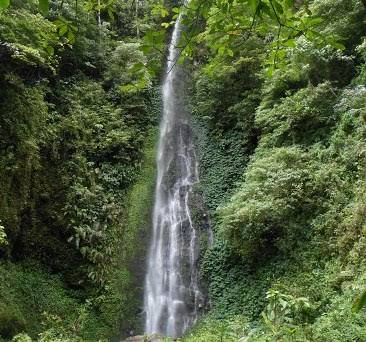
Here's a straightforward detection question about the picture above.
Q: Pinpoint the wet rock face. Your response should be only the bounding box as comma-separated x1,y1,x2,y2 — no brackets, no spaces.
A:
143,6,211,340
122,335,163,342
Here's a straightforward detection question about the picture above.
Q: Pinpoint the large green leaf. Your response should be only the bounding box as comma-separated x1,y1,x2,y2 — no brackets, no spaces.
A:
352,289,366,313
248,0,259,13
39,0,49,14
0,0,10,9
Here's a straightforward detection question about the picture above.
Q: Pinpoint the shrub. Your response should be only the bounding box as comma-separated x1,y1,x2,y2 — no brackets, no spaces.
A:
256,83,339,148
105,42,151,93
0,308,26,340
194,56,261,135
218,146,317,260
183,316,249,342
291,38,355,86
11,333,32,342
0,8,58,72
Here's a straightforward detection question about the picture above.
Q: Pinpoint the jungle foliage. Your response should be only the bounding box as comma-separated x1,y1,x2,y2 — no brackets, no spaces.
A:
0,0,165,340
1,0,366,341
178,0,366,341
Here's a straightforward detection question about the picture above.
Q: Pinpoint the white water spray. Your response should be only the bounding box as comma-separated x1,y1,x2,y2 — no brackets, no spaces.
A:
144,11,205,339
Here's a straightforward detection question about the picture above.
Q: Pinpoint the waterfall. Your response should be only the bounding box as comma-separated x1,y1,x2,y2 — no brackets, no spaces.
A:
144,11,205,339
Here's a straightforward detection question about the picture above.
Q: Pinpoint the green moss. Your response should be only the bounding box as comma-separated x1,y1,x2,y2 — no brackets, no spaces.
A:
115,126,158,336
0,261,83,339
123,127,158,257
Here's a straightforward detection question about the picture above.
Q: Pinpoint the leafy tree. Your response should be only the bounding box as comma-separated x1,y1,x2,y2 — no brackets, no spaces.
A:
140,0,352,75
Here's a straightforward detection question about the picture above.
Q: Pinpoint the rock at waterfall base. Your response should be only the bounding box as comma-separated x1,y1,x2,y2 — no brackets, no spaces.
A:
122,334,163,342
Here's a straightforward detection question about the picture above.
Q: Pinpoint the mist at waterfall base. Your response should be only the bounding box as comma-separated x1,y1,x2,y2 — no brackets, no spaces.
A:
143,14,210,339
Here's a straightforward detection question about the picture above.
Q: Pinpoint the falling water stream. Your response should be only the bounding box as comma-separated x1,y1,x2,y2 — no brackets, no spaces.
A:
144,10,205,339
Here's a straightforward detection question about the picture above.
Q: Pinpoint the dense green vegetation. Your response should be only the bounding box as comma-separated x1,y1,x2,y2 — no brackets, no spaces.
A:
0,0,164,340
178,0,366,341
1,0,366,341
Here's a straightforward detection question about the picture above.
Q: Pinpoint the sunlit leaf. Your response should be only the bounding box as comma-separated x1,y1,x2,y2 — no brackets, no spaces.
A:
327,39,346,50
46,45,54,55
172,7,180,14
160,7,169,17
303,16,324,27
283,38,296,48
248,0,259,13
59,25,68,36
129,62,145,73
107,7,115,21
39,0,49,14
272,0,284,15
67,30,75,43
284,0,295,10
0,0,9,9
